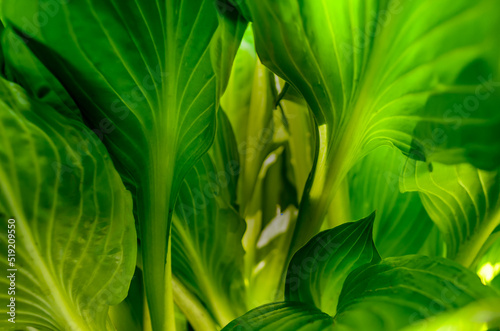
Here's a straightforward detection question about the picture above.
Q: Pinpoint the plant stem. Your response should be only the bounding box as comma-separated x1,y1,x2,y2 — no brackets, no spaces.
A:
172,276,218,331
454,207,500,268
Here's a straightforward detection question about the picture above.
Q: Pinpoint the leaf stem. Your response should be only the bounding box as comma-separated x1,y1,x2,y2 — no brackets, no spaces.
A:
172,276,218,331
454,207,500,268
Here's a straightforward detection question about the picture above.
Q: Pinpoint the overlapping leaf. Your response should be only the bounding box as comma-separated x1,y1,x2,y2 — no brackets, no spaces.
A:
285,214,380,316
401,160,500,266
335,255,496,331
222,302,333,331
0,77,136,330
224,213,496,331
221,29,279,213
348,146,441,257
2,1,244,328
172,110,246,327
241,0,500,256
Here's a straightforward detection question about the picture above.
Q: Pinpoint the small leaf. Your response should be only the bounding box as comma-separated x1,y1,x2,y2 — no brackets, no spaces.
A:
285,213,380,316
222,302,333,331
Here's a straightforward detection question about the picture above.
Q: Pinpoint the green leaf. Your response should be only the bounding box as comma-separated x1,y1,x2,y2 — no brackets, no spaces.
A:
222,42,278,213
348,146,441,257
400,160,500,267
212,0,248,99
285,213,380,316
241,145,298,307
335,255,496,331
279,88,315,202
242,0,500,256
475,231,500,286
221,301,333,331
172,110,246,327
3,1,244,328
0,77,136,330
400,298,500,331
109,268,144,331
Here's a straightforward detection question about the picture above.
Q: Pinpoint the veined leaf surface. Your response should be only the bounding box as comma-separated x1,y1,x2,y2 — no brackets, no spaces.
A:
335,255,496,331
242,0,500,256
348,146,440,257
0,78,136,330
172,110,246,327
221,301,333,331
285,213,380,316
3,1,244,328
401,160,500,267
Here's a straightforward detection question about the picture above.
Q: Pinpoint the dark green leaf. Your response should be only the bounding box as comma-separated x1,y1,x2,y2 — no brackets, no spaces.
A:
3,1,244,328
222,302,333,331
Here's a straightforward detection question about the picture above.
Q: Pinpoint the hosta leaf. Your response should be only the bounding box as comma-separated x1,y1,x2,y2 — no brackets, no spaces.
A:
335,255,495,331
400,160,500,267
242,0,500,255
348,145,440,257
3,1,244,328
221,302,333,331
285,213,380,316
0,78,136,330
172,110,246,327
400,298,500,331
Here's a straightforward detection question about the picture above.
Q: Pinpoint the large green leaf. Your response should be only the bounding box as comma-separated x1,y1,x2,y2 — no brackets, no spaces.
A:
242,0,500,256
0,77,136,330
335,255,496,331
348,146,441,257
221,301,333,331
172,110,246,327
285,213,380,316
3,1,244,328
401,160,500,267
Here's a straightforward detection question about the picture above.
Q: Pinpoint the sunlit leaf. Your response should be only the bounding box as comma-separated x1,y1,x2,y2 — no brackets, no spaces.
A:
242,0,500,257
335,255,495,331
401,160,500,267
0,77,136,330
